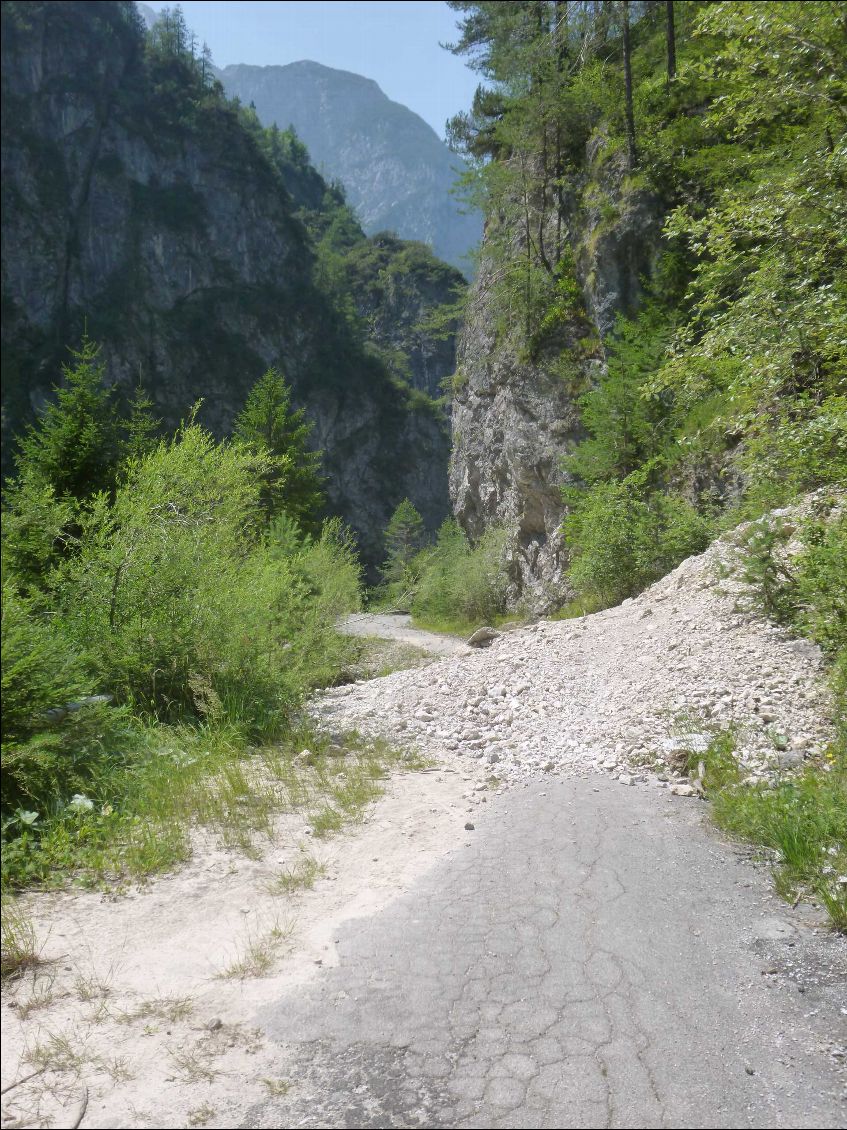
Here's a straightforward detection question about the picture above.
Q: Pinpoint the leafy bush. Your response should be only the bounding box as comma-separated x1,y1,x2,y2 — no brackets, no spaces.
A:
564,469,711,607
410,520,510,632
45,424,358,732
1,582,93,742
1,580,140,837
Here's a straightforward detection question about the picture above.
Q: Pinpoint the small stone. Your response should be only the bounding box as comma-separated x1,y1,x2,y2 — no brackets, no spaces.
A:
464,821,475,831
207,1017,223,1031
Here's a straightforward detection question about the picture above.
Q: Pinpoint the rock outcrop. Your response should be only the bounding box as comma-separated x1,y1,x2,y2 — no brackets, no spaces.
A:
1,1,459,567
449,141,664,609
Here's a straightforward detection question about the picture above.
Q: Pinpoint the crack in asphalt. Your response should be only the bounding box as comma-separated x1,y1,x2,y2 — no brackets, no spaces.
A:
245,778,846,1129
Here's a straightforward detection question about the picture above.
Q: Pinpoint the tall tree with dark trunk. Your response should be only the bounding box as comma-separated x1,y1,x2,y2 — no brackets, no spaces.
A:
621,0,638,167
666,1,676,81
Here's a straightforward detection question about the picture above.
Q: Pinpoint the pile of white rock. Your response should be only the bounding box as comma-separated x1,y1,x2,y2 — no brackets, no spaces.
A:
312,511,837,793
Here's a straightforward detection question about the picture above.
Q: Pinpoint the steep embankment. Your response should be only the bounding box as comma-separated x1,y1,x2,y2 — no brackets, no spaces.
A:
219,60,482,276
0,1,461,563
316,506,838,789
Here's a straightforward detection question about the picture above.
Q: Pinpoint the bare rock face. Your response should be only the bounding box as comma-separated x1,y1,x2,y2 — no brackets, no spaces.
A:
450,271,589,611
449,141,664,610
0,2,457,569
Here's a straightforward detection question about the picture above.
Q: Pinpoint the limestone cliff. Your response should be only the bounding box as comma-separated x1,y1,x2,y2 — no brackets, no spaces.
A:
449,139,663,610
1,1,461,567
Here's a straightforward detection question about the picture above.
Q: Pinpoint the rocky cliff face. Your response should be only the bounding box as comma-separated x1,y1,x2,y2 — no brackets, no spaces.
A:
1,1,458,567
346,233,464,399
450,143,663,610
219,61,482,277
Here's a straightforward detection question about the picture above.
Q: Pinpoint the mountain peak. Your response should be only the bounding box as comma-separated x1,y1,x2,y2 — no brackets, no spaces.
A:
220,60,480,275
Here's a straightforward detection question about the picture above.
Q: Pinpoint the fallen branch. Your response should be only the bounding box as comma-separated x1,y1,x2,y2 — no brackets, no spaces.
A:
1,1068,44,1096
68,1084,88,1130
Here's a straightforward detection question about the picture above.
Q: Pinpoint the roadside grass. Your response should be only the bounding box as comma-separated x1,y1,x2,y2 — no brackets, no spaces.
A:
1,726,421,892
695,730,847,932
1,898,45,981
409,610,515,638
266,855,326,895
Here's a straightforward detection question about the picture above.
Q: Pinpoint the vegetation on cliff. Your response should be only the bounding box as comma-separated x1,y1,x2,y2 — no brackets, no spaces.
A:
446,1,845,601
1,0,463,565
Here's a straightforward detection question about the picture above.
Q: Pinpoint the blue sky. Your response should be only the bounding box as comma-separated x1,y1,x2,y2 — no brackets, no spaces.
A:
144,1,479,139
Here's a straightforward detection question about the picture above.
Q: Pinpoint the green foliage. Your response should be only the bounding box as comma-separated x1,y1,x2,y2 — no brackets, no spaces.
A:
795,513,847,658
0,478,77,595
711,762,847,932
233,368,325,532
410,520,510,633
381,499,426,586
567,310,674,486
11,336,123,501
564,467,711,607
1,582,93,742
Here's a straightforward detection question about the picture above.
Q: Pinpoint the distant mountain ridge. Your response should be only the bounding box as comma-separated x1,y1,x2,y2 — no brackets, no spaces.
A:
220,60,481,276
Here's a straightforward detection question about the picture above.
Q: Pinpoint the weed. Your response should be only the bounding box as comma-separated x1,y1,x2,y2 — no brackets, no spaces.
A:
262,1078,291,1097
267,856,326,895
221,919,294,979
168,1044,217,1084
696,729,847,931
188,1105,217,1127
73,968,113,1002
308,804,345,838
116,995,194,1025
1,900,44,981
104,1055,135,1082
25,1029,90,1076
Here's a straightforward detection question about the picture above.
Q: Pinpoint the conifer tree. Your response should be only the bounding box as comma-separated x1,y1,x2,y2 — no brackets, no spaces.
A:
12,336,123,500
233,368,324,531
381,498,425,584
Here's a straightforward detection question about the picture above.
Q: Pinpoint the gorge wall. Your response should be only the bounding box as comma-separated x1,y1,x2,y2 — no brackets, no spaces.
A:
1,1,463,567
449,140,664,610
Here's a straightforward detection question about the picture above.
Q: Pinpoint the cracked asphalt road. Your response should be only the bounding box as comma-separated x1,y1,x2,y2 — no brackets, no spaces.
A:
247,777,846,1129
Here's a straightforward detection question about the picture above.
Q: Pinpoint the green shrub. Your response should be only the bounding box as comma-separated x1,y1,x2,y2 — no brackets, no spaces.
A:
1,582,92,741
564,470,711,607
1,477,78,595
410,520,510,632
45,425,359,733
1,581,139,835
795,510,847,659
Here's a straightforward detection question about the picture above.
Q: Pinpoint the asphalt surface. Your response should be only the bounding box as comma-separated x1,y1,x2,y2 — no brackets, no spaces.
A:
247,777,846,1129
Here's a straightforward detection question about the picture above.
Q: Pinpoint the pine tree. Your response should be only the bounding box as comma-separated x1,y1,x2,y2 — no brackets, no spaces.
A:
12,336,123,500
233,368,324,531
122,384,162,463
381,499,425,584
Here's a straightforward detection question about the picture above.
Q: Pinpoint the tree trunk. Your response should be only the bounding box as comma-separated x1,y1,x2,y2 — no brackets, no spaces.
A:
666,1,676,81
622,1,638,167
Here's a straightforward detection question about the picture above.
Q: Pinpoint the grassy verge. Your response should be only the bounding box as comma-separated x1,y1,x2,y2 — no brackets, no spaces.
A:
695,730,846,932
0,725,423,893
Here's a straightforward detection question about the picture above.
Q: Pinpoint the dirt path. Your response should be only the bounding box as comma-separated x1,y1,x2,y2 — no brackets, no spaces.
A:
3,562,845,1129
340,612,471,657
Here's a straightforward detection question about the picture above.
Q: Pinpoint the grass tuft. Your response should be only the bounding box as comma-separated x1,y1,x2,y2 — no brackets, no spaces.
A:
1,900,44,981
